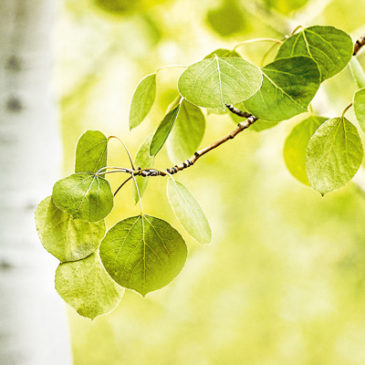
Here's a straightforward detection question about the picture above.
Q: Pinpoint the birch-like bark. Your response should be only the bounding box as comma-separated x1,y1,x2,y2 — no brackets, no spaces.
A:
0,0,72,364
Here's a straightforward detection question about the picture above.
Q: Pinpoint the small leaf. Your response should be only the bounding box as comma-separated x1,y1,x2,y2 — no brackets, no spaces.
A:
178,56,262,109
306,117,363,195
134,136,154,203
35,196,105,262
99,215,187,296
167,180,211,244
350,58,365,89
204,48,240,59
244,56,320,121
150,105,180,156
276,26,353,81
129,73,157,130
52,173,114,222
55,253,123,319
283,115,327,185
75,130,108,174
167,100,205,163
354,88,365,133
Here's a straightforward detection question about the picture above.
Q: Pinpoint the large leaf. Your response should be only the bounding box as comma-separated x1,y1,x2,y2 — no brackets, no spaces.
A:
283,116,327,185
129,73,157,130
75,130,108,175
167,100,205,163
55,253,123,319
99,215,187,296
276,26,353,81
244,56,320,121
52,173,114,222
167,180,211,244
134,135,154,203
306,117,363,195
204,48,240,59
178,56,262,109
35,197,105,262
354,88,365,133
150,105,180,156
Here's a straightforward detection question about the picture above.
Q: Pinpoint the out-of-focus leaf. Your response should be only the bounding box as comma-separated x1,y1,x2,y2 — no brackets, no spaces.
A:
354,88,365,133
350,58,365,89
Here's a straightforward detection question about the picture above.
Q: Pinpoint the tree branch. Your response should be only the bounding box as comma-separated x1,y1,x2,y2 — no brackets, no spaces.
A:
354,35,365,56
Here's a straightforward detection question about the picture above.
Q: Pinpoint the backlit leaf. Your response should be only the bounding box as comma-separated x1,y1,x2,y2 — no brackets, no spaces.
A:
167,180,211,244
99,215,187,296
35,197,105,262
306,117,363,195
204,48,240,59
55,253,123,319
354,88,365,133
350,58,365,89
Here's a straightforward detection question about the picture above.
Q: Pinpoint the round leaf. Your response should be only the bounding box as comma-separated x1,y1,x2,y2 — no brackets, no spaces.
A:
99,215,187,296
354,88,365,133
276,26,353,81
178,56,262,109
52,173,114,222
35,197,105,262
306,117,363,195
244,56,320,121
167,180,211,244
55,253,123,319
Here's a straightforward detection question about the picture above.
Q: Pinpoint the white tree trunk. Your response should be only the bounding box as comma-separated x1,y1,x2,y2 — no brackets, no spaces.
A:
0,0,72,364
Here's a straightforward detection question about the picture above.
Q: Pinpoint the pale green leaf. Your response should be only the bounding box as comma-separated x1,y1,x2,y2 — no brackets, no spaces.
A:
134,135,154,203
167,100,205,163
354,88,365,133
99,215,187,296
55,253,123,319
276,26,353,81
306,117,363,195
350,58,365,89
75,130,108,174
52,173,114,222
283,116,327,185
35,196,105,262
129,73,157,130
150,105,180,156
167,180,211,244
204,48,240,59
244,56,320,121
178,56,262,109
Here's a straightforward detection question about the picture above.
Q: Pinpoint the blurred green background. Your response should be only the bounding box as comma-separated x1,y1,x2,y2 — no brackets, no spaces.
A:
55,0,365,363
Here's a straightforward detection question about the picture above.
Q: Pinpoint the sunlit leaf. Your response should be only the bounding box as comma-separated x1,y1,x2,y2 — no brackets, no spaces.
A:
178,56,262,109
150,105,180,156
35,197,105,262
283,116,327,185
276,26,353,81
75,130,108,175
167,180,211,244
354,88,365,133
204,48,240,59
244,56,320,121
99,215,187,296
350,58,365,89
52,173,113,222
55,253,123,319
167,100,205,163
134,135,154,203
129,73,157,130
306,117,363,195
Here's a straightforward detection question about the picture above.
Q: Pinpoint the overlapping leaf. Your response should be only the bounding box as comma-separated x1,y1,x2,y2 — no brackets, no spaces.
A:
55,253,123,319
99,215,187,296
354,88,365,133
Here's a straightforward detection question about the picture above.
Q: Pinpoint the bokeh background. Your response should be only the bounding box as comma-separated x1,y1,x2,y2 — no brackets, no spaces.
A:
55,0,365,363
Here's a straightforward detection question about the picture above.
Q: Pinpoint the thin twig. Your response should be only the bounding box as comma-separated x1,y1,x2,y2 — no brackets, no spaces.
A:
114,176,133,196
354,36,365,56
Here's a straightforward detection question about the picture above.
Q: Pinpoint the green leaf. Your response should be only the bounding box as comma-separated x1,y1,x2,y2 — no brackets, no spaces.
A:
244,56,320,121
283,116,327,185
355,88,365,133
52,173,114,222
75,130,108,175
275,26,353,81
350,58,365,89
167,180,211,244
134,135,155,203
167,100,205,163
129,73,157,130
306,117,363,195
55,253,123,319
35,196,105,262
178,56,262,109
204,48,240,59
150,105,180,156
99,215,187,296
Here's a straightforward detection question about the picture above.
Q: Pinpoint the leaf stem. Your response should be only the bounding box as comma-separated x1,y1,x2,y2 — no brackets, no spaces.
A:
233,38,283,51
114,176,133,197
108,136,135,170
341,103,353,119
131,173,144,215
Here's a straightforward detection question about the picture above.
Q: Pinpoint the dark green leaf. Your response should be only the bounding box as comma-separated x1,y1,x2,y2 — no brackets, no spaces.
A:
354,88,365,133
